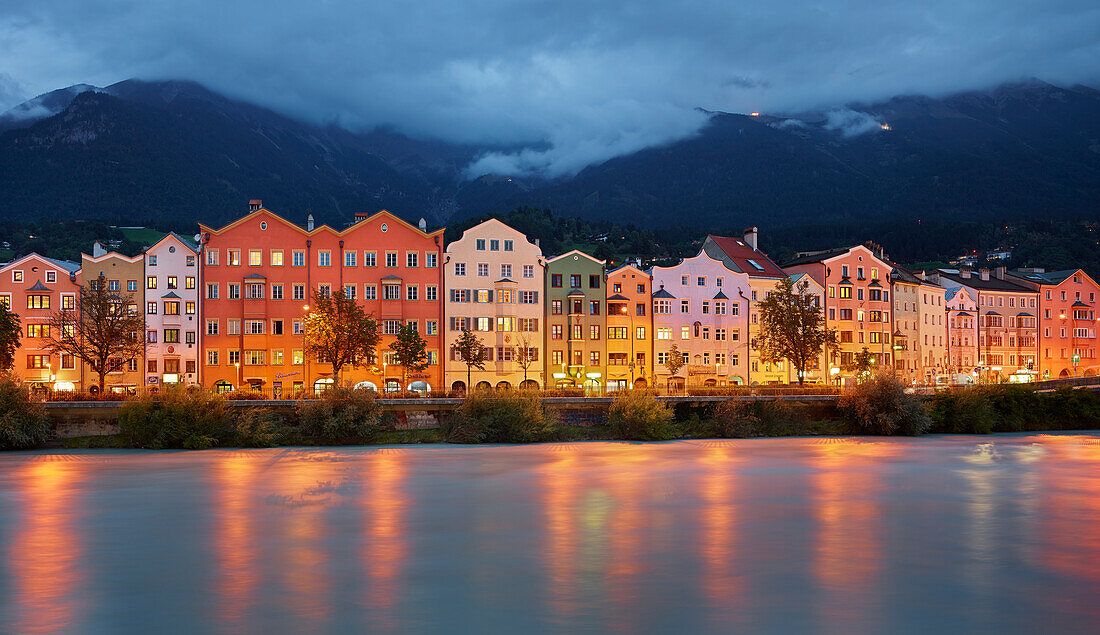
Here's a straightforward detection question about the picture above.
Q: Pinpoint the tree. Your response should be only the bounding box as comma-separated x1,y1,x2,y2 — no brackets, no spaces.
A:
47,273,145,393
515,334,538,387
849,347,876,382
303,289,380,385
751,277,838,386
454,329,486,391
0,302,21,371
664,343,685,377
388,324,429,389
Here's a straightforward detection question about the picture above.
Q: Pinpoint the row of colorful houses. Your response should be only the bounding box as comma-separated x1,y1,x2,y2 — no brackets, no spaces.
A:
2,202,1098,394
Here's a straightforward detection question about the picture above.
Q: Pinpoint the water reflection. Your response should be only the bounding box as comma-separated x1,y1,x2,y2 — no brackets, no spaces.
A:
698,444,742,626
362,450,408,629
214,454,258,628
8,458,84,633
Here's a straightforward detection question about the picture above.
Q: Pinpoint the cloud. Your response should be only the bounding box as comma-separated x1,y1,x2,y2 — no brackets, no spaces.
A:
1,0,1098,176
823,109,885,137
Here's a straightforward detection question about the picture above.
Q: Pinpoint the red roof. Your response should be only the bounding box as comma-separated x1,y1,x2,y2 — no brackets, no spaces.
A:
704,235,786,278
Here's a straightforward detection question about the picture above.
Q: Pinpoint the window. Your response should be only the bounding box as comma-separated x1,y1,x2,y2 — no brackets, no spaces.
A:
272,320,283,335
147,276,157,289
292,251,305,267
26,324,49,338
206,250,219,266
206,319,219,335
384,320,402,335
654,300,671,314
570,274,581,288
228,249,241,266
318,251,331,267
407,252,418,268
681,275,689,286
271,350,284,365
590,325,600,339
364,285,377,300
590,275,600,289
271,284,284,300
108,279,120,292
407,285,418,301
490,240,500,251
476,239,486,251
386,252,398,267
227,319,241,335
128,280,138,292
551,274,562,288
229,284,240,300
503,240,514,251
147,301,158,315
657,328,671,340
148,255,158,267
426,253,437,268
715,302,726,315
697,276,706,286
477,263,489,277
246,283,264,299
681,326,691,339
498,289,514,303
455,262,466,276
426,321,438,336
344,285,357,300
206,283,219,299
164,328,180,343
523,265,535,278
26,355,49,369
26,295,50,310
293,284,306,301
62,294,75,310
363,252,377,267
501,264,512,278
382,285,401,300
147,330,158,343
839,286,852,299
269,250,284,267
344,251,357,267
245,350,265,366
681,300,690,313
609,327,628,339
164,301,180,316
185,276,196,289
702,301,710,315
317,284,331,298
590,351,600,366
426,285,438,301
572,324,583,341
245,320,264,335
590,301,600,315
551,300,562,315
249,249,262,266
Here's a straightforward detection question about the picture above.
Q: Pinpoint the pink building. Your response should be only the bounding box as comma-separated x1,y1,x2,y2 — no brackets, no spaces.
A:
650,250,751,390
944,285,979,382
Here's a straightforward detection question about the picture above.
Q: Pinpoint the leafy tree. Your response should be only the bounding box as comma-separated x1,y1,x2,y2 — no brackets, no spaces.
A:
848,347,876,382
388,324,429,389
47,274,145,393
514,334,538,387
664,343,685,377
303,289,380,385
454,329,487,390
752,277,838,385
0,303,21,371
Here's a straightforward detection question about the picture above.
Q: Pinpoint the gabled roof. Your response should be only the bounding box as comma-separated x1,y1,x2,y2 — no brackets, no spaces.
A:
713,291,729,300
0,252,79,274
1072,301,1090,308
652,287,676,299
147,231,199,254
494,278,516,284
26,280,50,292
567,288,586,297
547,249,605,266
82,250,143,265
702,235,786,279
161,291,182,299
200,208,443,239
606,293,629,301
606,263,649,277
1008,269,1081,285
935,269,1033,292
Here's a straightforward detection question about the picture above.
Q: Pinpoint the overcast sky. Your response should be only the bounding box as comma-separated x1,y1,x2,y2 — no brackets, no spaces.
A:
1,0,1098,176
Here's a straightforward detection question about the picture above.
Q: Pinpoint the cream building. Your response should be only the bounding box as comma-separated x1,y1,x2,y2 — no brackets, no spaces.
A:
144,233,201,388
443,219,546,391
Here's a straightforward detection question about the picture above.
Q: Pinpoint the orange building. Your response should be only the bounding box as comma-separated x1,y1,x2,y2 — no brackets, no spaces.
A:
784,245,894,385
199,203,444,396
605,264,653,390
0,254,82,392
1009,268,1100,378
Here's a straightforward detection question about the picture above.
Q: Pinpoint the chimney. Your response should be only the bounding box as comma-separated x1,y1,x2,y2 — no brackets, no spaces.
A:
534,238,540,247
354,212,369,224
418,218,427,231
994,266,1006,280
249,199,262,212
915,270,926,281
960,268,971,279
979,268,990,281
92,241,107,257
743,226,758,251
306,213,315,231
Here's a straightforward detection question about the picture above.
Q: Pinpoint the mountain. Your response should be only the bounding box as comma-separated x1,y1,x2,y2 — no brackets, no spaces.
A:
1,79,1099,231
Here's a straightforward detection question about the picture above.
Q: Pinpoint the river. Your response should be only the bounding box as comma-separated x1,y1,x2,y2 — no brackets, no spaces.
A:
1,434,1098,632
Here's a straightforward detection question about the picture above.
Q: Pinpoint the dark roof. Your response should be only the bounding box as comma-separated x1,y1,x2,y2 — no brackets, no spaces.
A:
567,288,585,297
1008,269,1080,285
956,311,973,317
986,310,1000,316
1073,301,1090,308
713,291,729,300
1018,312,1033,317
652,287,675,299
606,293,629,301
780,247,850,267
380,275,402,281
45,257,81,273
889,266,923,285
161,291,181,299
494,278,516,284
935,270,1033,292
702,236,786,278
243,273,266,279
25,280,50,292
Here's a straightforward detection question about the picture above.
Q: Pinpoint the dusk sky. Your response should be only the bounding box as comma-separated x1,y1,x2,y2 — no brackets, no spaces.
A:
1,0,1098,176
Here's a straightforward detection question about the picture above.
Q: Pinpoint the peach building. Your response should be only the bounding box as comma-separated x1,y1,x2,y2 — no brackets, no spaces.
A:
917,277,948,383
0,254,82,393
702,228,793,384
927,268,1038,383
943,285,979,381
786,272,829,384
1008,268,1100,378
81,249,145,393
443,218,545,391
201,203,444,396
606,264,653,390
650,249,751,390
891,266,947,385
143,233,201,388
783,245,894,385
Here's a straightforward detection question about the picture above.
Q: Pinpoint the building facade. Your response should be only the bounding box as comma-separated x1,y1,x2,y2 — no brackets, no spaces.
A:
702,229,792,384
943,285,979,382
650,250,751,390
81,250,145,393
144,233,201,388
784,245,895,385
606,264,653,390
917,278,948,384
0,254,82,392
545,250,607,393
1008,268,1100,378
200,205,445,396
928,268,1038,383
443,219,545,391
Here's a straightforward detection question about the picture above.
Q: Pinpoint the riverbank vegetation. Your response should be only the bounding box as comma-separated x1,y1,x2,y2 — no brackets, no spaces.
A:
23,377,1100,451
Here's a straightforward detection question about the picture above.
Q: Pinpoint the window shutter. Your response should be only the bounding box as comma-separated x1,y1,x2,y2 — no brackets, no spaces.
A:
533,291,539,304
488,290,494,303
465,289,471,302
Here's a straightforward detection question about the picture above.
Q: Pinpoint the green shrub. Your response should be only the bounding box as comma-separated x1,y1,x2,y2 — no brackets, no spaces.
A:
839,373,931,436
1047,387,1100,429
118,387,235,449
708,399,759,438
608,390,677,441
0,376,52,450
230,408,288,447
448,389,557,443
929,389,996,434
295,386,383,443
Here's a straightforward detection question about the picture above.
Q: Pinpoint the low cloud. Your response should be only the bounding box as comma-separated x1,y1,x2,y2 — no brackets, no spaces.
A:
823,109,885,137
1,1,1098,176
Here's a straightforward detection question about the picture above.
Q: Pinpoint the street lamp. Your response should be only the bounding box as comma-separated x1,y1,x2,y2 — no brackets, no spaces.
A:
234,361,240,389
621,304,635,388
302,304,309,391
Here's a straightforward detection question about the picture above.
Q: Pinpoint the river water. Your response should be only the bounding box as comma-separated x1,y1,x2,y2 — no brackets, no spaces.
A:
1,435,1098,633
